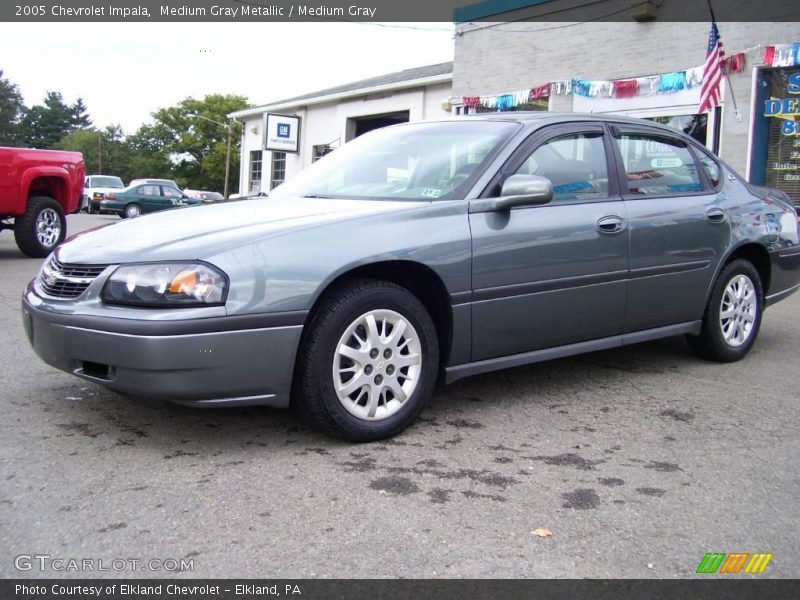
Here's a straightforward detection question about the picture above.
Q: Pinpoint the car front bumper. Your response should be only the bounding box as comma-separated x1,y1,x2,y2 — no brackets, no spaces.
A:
22,289,304,408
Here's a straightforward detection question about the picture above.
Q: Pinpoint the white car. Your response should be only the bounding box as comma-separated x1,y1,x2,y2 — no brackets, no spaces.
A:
82,175,125,213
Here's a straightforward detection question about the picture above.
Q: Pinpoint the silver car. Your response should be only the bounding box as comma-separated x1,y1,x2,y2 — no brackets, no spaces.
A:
22,114,800,441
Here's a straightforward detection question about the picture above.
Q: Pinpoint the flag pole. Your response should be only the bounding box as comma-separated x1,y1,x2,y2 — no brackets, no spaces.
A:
707,0,741,121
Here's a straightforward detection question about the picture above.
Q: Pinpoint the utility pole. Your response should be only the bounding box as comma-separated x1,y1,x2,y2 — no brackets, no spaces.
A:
188,113,242,198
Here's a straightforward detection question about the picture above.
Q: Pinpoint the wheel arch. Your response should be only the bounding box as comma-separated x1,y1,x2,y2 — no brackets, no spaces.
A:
705,242,772,306
303,260,454,368
24,175,69,214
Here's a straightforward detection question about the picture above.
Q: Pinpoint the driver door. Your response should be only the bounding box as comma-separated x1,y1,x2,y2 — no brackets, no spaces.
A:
469,123,629,361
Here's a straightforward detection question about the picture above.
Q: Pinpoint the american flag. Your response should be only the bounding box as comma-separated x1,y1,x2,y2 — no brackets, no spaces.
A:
699,20,726,113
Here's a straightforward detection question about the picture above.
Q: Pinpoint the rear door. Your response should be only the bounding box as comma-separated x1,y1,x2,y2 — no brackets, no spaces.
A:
470,123,629,361
609,125,730,332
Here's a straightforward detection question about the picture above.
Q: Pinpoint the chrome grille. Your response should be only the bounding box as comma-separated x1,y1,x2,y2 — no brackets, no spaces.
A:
38,256,108,299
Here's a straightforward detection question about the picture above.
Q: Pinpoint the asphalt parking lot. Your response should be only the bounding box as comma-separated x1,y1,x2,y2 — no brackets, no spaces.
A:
1,213,798,579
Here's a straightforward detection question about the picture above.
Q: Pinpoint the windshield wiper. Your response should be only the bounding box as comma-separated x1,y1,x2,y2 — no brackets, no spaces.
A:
300,194,333,199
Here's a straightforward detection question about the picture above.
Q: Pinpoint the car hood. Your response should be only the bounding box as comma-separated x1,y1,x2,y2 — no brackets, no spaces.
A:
58,197,421,264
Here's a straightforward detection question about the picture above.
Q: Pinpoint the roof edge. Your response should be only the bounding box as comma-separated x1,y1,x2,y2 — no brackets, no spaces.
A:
230,72,453,119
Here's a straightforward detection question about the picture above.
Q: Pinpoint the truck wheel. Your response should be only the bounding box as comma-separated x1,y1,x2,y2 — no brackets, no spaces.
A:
14,196,66,258
123,204,141,219
292,279,439,442
686,259,763,362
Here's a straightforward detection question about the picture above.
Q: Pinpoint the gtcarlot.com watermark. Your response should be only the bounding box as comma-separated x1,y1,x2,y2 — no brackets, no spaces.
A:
14,554,194,572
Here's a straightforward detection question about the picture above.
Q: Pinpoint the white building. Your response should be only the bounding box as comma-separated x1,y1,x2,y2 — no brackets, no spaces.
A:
231,62,453,194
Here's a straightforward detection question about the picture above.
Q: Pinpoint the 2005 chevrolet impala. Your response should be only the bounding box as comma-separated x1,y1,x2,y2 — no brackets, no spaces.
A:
23,114,800,440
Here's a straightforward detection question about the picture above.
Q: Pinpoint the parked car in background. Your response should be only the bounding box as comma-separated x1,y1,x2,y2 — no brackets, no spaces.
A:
0,146,85,257
97,183,201,218
129,178,180,190
184,190,224,203
22,114,800,441
83,175,125,213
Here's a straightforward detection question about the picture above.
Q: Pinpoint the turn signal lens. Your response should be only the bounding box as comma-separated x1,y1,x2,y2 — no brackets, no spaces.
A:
168,269,197,295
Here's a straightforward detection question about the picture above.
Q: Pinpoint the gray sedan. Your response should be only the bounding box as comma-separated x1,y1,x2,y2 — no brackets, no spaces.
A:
22,114,800,441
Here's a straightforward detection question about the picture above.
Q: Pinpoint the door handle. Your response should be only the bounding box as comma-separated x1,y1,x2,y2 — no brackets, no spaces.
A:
706,208,727,223
596,215,626,234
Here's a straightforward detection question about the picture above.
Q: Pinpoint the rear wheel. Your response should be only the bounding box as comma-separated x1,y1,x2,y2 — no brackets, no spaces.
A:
123,203,141,219
14,196,66,258
293,279,439,441
687,259,763,362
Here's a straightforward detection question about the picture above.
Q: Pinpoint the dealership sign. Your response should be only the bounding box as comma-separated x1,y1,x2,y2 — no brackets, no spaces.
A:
264,113,300,153
764,72,800,136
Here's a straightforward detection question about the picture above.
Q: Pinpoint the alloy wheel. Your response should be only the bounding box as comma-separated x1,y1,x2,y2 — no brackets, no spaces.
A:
719,274,756,347
332,309,422,421
35,208,61,249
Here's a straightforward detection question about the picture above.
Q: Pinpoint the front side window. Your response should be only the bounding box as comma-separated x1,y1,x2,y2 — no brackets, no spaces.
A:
161,186,182,198
615,135,702,195
270,121,518,201
514,133,609,203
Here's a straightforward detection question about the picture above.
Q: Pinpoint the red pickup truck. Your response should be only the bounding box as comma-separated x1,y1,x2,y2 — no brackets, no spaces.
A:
0,147,85,257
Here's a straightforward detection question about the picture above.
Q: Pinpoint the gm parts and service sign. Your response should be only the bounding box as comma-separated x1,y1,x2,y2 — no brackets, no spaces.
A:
264,113,301,153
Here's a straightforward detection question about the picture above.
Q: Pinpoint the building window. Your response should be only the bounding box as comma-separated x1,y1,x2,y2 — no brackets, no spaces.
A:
249,150,262,193
646,114,708,147
313,144,334,162
271,151,286,189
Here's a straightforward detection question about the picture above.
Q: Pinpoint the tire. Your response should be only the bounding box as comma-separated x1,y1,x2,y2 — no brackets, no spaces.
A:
14,196,66,258
123,204,141,219
687,259,763,362
292,279,439,442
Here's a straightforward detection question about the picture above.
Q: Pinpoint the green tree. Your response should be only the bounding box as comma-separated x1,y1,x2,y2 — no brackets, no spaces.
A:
20,91,93,148
123,124,175,184
141,94,249,191
0,69,25,146
57,125,134,179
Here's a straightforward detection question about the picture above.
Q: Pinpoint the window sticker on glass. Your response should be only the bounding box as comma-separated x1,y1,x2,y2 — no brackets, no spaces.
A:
651,158,683,169
421,187,443,198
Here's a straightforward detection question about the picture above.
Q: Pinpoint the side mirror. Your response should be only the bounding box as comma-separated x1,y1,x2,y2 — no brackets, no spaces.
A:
469,174,553,213
498,174,553,208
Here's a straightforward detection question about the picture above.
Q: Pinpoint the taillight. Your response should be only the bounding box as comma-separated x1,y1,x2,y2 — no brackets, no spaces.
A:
106,193,115,200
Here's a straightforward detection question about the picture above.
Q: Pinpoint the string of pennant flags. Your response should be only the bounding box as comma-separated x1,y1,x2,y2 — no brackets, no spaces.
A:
460,42,799,111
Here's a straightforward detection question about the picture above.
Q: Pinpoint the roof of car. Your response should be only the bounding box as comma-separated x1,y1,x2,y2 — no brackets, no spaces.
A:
406,111,694,139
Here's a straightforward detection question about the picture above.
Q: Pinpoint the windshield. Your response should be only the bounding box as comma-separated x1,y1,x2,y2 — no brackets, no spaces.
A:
270,120,518,201
91,176,124,188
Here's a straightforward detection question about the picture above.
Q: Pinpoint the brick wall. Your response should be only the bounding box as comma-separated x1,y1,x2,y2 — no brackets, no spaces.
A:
453,21,799,172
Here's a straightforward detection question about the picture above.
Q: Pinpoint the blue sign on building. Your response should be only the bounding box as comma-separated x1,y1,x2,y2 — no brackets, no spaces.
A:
277,123,291,139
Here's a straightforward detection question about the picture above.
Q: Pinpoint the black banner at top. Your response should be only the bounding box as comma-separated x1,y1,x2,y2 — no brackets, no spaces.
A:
4,579,800,600
0,0,797,23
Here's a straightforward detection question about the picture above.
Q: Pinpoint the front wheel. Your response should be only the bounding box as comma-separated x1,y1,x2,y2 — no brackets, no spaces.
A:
293,279,439,441
14,196,66,258
687,259,763,362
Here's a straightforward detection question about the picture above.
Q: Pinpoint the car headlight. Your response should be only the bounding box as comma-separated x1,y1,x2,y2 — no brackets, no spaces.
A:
101,262,228,307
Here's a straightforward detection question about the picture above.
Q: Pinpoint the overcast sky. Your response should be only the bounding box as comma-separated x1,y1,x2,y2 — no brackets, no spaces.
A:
0,22,454,133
